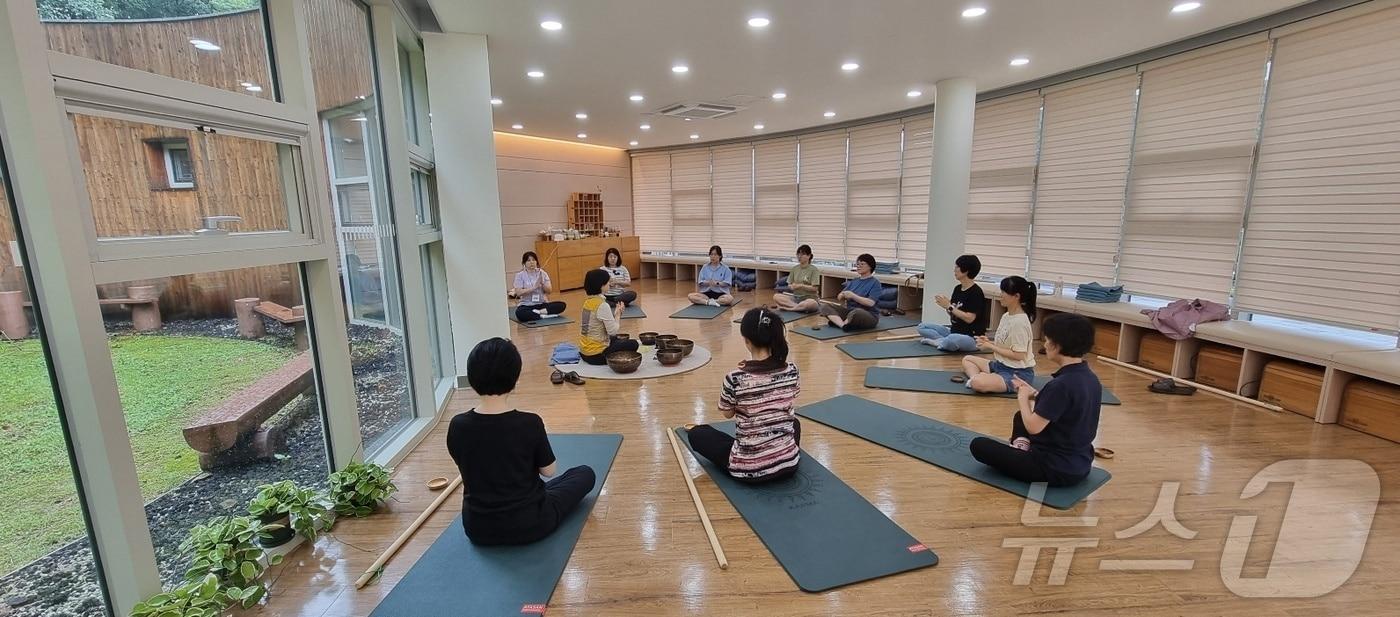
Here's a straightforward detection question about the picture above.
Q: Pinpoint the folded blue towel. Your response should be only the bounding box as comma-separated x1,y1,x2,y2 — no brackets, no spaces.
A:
550,342,581,365
1076,282,1124,303
879,285,899,301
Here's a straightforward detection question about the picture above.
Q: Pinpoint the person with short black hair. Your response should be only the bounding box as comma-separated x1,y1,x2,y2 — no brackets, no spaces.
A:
579,269,639,365
916,254,988,351
772,244,821,313
513,251,567,323
601,247,638,307
962,276,1038,392
687,245,736,306
447,338,597,544
968,313,1101,486
686,308,802,482
819,253,882,331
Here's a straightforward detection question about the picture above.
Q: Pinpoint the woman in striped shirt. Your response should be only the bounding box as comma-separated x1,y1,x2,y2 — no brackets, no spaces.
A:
686,308,802,482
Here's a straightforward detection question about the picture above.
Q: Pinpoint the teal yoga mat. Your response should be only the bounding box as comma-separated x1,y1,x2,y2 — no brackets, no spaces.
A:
675,423,937,591
620,304,647,319
669,298,744,320
797,395,1110,510
837,340,991,360
734,309,816,324
507,309,574,328
791,314,920,340
863,367,1122,405
369,434,622,617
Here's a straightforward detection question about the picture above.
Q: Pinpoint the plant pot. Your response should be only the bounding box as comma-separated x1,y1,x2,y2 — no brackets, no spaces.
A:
257,513,295,548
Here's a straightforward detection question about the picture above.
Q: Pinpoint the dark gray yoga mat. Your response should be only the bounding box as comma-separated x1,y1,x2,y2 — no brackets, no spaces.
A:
669,298,743,319
675,423,937,591
620,304,646,319
837,340,991,360
369,434,622,617
791,314,920,340
734,309,815,324
507,309,574,328
864,367,1122,405
797,395,1111,510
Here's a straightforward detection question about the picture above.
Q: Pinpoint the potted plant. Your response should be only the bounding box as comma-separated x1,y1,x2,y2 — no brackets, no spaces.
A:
129,574,229,617
328,461,398,517
247,480,332,547
181,516,283,609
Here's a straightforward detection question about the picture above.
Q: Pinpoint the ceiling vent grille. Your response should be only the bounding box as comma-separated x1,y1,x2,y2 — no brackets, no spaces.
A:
656,102,742,120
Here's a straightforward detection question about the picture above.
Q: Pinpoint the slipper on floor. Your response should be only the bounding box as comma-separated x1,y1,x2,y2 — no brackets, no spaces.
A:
1094,447,1116,460
550,369,564,385
564,371,586,386
1148,378,1196,396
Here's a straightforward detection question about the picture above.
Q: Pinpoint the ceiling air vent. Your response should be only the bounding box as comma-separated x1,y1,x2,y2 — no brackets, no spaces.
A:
656,102,742,120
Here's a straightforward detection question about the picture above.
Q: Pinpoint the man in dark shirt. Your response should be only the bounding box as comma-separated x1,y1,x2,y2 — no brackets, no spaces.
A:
918,254,990,352
969,313,1102,486
446,337,596,545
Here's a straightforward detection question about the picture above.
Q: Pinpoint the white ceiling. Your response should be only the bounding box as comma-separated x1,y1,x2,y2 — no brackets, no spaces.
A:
427,0,1306,149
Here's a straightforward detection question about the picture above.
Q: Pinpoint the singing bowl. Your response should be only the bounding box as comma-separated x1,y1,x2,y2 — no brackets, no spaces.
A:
666,338,695,357
606,351,643,374
638,331,659,346
656,348,685,366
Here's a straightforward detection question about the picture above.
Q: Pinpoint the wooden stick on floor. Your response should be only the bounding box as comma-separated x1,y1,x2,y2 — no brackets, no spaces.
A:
875,333,922,341
354,475,464,589
1098,356,1283,413
666,427,729,570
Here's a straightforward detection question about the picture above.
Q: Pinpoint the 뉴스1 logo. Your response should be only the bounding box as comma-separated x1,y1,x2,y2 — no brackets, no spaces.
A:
907,543,928,553
521,604,547,614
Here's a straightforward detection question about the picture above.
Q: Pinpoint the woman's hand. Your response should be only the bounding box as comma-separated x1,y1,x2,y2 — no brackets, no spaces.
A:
1012,376,1038,401
975,335,992,350
837,290,851,300
935,294,951,309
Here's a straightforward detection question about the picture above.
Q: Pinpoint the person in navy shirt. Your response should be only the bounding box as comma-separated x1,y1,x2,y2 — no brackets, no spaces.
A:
819,253,883,331
687,245,736,307
969,313,1102,486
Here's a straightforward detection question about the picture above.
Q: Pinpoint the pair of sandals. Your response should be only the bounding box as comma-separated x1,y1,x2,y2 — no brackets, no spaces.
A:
1149,378,1196,396
550,369,585,386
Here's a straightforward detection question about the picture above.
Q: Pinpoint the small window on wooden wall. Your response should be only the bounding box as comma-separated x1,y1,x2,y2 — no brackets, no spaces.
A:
145,139,195,190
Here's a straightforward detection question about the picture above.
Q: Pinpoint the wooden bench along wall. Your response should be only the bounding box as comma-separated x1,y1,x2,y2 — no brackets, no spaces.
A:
182,351,314,470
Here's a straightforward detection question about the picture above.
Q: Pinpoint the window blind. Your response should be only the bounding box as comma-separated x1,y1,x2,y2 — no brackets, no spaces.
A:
1119,41,1269,302
754,138,798,258
631,152,672,252
967,92,1041,277
846,120,903,262
669,149,713,254
896,114,933,270
797,129,848,260
1235,8,1400,331
710,144,754,255
1029,73,1140,284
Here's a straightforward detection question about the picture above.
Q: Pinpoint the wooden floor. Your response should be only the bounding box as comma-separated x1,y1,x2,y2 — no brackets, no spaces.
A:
256,279,1400,616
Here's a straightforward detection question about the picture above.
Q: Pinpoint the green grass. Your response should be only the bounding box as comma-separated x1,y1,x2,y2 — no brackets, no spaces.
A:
0,334,293,574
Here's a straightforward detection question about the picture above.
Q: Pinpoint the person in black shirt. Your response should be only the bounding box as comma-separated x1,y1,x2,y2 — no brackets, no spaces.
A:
917,254,989,352
969,313,1102,486
446,337,596,545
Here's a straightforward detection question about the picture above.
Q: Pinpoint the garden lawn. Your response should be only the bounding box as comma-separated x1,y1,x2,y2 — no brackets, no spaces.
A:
0,334,293,574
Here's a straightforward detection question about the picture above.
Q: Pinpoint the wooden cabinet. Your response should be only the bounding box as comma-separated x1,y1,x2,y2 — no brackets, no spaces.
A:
1090,319,1120,359
1339,379,1400,443
1259,360,1325,418
1194,344,1244,392
1137,331,1176,373
534,236,641,291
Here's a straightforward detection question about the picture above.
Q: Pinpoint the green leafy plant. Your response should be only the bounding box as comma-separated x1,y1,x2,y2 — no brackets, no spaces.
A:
181,516,283,609
247,480,333,542
129,574,227,617
328,461,397,517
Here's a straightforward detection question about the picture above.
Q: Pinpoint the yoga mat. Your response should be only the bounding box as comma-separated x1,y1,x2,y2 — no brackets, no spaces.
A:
507,309,574,328
791,314,920,340
369,434,622,617
797,395,1110,510
620,304,647,319
733,309,816,324
863,367,1122,405
837,340,990,360
675,423,937,591
669,298,744,320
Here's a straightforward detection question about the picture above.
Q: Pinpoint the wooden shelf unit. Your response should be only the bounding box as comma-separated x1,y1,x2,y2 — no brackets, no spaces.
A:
567,192,605,233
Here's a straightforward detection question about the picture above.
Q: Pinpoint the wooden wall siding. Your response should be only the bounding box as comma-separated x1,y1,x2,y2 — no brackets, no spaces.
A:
98,264,302,319
0,190,24,294
44,10,275,100
303,0,376,113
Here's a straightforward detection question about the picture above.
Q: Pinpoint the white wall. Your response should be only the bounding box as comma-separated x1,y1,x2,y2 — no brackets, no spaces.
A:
494,132,632,284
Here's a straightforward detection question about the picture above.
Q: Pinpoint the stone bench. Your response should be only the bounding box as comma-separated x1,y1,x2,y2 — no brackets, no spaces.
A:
4,285,161,338
181,351,313,470
236,297,309,350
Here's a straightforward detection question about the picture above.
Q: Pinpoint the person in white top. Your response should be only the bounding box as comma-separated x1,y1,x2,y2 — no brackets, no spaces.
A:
601,248,638,307
512,251,566,323
961,276,1038,393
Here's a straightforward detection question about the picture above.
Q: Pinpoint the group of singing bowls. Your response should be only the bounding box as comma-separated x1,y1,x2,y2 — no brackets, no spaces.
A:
634,332,694,366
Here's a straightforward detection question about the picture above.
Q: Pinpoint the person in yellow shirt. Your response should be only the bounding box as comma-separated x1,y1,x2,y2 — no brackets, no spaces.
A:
578,269,638,365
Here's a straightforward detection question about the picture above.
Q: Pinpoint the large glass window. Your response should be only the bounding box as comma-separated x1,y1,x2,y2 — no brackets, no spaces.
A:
37,0,275,99
420,242,453,390
0,140,107,616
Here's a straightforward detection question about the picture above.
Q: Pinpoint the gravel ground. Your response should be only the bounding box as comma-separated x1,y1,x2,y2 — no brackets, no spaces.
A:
0,318,412,616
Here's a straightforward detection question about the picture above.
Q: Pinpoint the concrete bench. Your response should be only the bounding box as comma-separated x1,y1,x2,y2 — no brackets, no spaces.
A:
3,285,161,338
181,351,313,470
236,297,309,350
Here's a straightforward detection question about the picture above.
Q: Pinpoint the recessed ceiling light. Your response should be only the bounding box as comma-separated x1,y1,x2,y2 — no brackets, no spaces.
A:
747,16,770,28
577,133,587,139
629,94,645,102
841,62,860,71
511,123,523,130
1172,2,1201,13
1009,57,1030,66
672,64,689,73
189,39,221,51
629,140,639,146
689,134,700,139
961,7,987,18
771,91,787,100
640,124,651,130
244,85,263,92
907,90,923,98
575,112,588,119
527,69,545,78
540,20,562,30
823,111,836,118
490,97,503,105
754,123,765,130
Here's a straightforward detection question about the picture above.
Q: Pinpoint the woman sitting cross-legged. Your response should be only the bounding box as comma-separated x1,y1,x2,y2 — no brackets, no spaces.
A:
601,247,638,307
447,337,597,545
687,245,736,306
818,253,883,331
772,244,822,313
686,308,802,482
579,268,639,365
512,251,566,323
916,254,988,352
961,276,1038,393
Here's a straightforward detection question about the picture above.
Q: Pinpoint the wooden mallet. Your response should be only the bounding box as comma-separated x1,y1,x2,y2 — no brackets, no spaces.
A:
354,475,464,589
